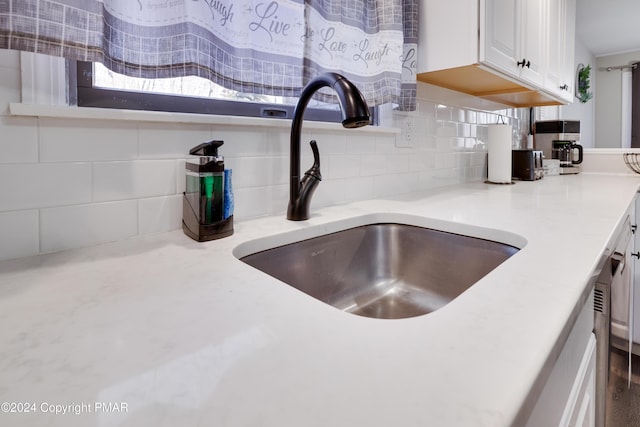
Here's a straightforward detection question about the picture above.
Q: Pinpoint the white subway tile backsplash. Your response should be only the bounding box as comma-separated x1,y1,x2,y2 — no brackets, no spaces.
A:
476,125,489,142
0,66,530,258
93,160,177,202
373,174,400,198
309,132,347,155
409,152,430,172
453,138,466,149
435,153,455,170
374,135,397,154
465,138,478,149
176,159,187,193
0,116,39,163
313,179,346,208
435,104,452,121
0,163,92,211
422,136,437,150
328,154,361,179
233,186,271,218
436,137,453,151
344,176,375,202
214,127,271,157
398,172,421,194
472,152,488,167
387,154,410,174
139,195,182,235
476,112,491,125
0,210,39,261
360,154,387,176
459,123,471,137
39,119,138,162
231,156,288,188
457,152,471,169
436,121,457,138
452,108,467,123
265,184,289,216
467,166,486,181
263,128,290,156
345,133,376,153
138,123,212,159
40,201,138,253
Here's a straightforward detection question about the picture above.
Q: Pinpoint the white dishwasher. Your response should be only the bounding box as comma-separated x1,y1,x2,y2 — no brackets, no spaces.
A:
594,214,632,427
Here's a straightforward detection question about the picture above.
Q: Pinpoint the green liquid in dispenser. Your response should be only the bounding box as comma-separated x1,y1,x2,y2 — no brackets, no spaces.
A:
186,171,224,225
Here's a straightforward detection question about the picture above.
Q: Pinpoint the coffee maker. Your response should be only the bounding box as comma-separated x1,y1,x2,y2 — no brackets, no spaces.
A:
534,120,583,175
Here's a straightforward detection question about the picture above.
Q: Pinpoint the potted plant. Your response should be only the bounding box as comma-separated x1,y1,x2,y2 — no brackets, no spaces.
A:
576,64,593,103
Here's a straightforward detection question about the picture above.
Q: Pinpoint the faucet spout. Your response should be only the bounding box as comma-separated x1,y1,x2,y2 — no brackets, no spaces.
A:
287,73,370,221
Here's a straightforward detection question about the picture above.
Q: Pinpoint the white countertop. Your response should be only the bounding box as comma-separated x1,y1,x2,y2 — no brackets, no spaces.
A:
1,174,639,427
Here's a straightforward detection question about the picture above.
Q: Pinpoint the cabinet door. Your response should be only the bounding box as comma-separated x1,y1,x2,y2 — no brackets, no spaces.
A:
482,0,544,85
482,0,520,76
567,335,596,427
611,225,634,341
546,0,576,102
545,0,565,96
560,0,576,102
519,0,545,86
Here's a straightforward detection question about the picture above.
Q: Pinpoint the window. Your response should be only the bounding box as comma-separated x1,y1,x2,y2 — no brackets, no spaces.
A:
72,62,375,124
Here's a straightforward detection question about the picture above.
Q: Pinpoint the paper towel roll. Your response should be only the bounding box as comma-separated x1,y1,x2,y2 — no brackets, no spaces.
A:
487,124,512,183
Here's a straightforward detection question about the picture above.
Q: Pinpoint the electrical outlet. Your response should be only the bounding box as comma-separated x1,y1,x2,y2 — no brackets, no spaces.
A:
405,117,414,142
396,117,415,148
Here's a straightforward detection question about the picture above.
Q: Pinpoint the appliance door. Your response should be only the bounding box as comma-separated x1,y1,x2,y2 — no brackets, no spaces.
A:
594,215,632,427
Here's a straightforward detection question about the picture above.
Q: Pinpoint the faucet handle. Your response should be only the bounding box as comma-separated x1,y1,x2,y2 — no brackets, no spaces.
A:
304,140,322,180
289,140,322,221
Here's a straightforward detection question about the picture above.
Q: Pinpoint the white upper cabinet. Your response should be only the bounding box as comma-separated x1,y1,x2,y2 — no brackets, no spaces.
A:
544,0,576,102
417,0,576,107
482,0,520,77
561,0,577,102
482,0,544,86
519,0,546,86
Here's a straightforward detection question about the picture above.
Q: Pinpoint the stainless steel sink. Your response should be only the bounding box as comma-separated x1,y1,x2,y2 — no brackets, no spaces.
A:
240,223,519,319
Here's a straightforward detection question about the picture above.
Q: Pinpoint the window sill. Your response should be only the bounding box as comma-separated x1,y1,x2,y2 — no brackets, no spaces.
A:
9,103,400,135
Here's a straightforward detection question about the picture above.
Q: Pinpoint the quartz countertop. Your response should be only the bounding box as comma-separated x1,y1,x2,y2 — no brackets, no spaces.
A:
1,174,639,427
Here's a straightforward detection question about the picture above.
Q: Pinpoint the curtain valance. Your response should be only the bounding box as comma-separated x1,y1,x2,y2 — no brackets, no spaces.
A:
0,0,417,110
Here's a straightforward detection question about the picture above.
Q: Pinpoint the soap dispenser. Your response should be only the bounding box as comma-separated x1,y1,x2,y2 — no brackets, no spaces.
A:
182,140,234,241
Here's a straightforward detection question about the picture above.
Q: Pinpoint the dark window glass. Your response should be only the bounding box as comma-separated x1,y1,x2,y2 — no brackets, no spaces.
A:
72,61,377,124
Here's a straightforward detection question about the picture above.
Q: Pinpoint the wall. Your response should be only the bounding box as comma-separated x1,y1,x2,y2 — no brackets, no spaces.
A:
560,37,596,148
0,49,525,261
595,50,640,148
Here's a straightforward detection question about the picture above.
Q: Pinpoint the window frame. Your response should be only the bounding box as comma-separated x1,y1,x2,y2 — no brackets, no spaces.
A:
72,61,376,124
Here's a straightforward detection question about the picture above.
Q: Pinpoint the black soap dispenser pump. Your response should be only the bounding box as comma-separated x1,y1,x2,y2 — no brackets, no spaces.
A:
182,140,234,241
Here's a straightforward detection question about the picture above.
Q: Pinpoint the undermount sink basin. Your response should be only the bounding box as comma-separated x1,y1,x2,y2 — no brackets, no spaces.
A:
239,222,520,319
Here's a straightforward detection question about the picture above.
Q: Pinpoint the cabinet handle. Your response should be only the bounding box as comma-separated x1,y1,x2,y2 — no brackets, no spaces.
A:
612,252,626,274
632,224,637,234
517,59,531,69
632,252,640,259
560,84,569,91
